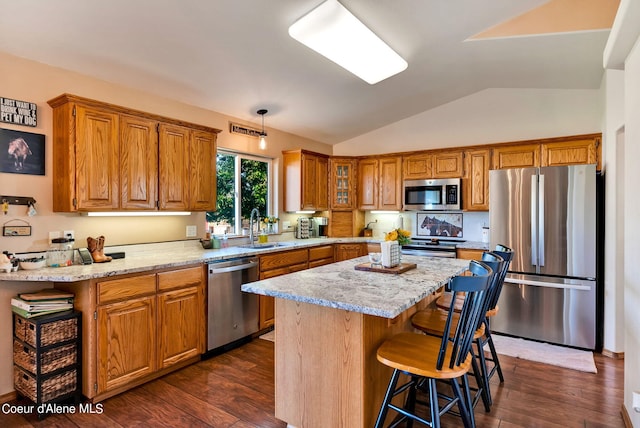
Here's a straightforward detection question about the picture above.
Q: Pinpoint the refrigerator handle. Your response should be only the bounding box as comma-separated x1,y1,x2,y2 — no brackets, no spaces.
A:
530,175,538,266
539,174,545,267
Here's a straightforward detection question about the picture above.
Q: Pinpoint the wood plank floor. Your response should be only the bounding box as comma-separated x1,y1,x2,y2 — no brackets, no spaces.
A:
6,338,624,427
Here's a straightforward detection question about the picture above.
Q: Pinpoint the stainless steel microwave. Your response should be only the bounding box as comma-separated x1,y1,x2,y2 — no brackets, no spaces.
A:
403,178,461,211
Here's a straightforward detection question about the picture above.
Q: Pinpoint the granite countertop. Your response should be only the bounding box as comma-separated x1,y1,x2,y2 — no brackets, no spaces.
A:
242,255,469,319
0,238,377,282
456,241,490,250
0,237,483,283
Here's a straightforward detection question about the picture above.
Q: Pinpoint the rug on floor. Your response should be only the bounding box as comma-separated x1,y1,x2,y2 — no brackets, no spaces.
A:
259,330,275,342
489,334,597,373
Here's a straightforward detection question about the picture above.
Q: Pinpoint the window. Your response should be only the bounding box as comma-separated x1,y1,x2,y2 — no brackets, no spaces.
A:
206,151,273,235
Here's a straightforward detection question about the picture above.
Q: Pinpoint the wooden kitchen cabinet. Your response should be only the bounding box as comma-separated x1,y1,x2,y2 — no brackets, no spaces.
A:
329,157,358,209
48,94,220,212
432,151,464,178
259,249,309,329
456,248,484,260
283,149,329,212
55,264,205,401
541,136,600,169
329,210,365,238
402,151,463,180
157,267,205,369
463,149,490,211
491,143,541,170
120,114,158,210
358,156,402,210
308,244,335,268
334,243,366,261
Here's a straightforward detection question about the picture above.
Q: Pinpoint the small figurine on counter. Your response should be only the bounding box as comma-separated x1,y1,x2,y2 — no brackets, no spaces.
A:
87,236,112,263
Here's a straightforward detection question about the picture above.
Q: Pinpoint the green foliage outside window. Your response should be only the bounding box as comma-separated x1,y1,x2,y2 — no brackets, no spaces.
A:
206,153,269,233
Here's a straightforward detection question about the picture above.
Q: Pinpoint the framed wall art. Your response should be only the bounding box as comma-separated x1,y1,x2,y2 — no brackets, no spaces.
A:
0,128,45,175
416,212,463,238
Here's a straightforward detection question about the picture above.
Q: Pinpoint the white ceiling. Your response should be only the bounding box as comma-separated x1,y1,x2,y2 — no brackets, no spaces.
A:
0,0,614,145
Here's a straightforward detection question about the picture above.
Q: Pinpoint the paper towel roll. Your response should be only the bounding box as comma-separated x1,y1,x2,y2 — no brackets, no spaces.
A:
633,390,640,412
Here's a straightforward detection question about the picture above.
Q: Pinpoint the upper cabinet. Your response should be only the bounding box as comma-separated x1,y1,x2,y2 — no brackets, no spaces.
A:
463,149,490,211
403,151,463,179
358,156,402,210
491,134,601,171
329,157,357,210
48,94,220,212
283,149,329,212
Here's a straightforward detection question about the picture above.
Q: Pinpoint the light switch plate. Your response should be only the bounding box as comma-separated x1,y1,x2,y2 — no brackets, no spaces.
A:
186,225,197,237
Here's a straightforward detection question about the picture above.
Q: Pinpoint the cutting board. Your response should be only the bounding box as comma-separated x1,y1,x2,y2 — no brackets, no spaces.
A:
354,262,417,274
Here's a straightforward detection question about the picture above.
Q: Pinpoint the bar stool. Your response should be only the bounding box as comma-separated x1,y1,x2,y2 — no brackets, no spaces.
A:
374,260,493,428
411,252,504,412
433,245,513,404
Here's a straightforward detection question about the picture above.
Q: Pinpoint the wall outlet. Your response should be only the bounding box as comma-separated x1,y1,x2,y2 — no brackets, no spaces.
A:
63,230,74,241
186,225,197,238
282,221,291,230
49,231,61,244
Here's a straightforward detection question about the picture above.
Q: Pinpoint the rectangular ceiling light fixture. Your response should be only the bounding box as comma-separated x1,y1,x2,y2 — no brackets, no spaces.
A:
288,0,408,84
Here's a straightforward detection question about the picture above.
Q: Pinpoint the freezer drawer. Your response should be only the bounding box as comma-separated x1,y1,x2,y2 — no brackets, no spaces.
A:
491,274,596,350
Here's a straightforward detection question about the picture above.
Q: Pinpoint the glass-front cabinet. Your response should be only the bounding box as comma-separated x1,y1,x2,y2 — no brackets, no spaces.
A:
330,157,357,210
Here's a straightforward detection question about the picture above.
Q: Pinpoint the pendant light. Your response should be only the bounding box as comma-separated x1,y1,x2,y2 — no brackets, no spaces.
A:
257,109,268,150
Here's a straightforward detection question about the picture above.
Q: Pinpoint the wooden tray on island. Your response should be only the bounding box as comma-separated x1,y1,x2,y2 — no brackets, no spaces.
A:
354,262,417,274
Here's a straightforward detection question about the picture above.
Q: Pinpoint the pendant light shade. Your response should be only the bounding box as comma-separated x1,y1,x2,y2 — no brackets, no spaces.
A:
257,109,268,150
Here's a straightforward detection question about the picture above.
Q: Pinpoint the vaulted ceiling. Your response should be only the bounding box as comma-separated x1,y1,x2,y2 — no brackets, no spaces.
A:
0,0,619,144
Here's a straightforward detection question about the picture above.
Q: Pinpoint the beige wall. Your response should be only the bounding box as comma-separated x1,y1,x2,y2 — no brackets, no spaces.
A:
0,51,331,397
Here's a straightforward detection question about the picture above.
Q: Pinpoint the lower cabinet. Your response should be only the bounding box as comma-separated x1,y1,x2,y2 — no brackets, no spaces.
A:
456,248,484,260
259,249,309,329
308,244,335,268
56,264,205,401
334,243,367,261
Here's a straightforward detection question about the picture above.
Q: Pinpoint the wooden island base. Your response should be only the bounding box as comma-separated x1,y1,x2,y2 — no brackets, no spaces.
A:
274,292,440,428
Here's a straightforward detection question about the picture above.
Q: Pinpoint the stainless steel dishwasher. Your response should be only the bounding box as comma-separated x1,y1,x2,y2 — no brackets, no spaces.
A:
207,256,259,352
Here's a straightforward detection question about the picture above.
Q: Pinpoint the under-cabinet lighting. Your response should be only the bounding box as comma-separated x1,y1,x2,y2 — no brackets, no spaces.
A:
371,211,400,214
83,211,192,217
288,0,408,84
295,211,316,214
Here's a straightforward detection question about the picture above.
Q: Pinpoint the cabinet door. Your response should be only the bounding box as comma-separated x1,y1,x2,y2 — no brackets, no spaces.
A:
301,153,318,210
158,123,191,210
456,248,484,260
97,296,156,393
330,158,357,209
379,157,402,210
432,151,463,178
492,143,540,169
463,149,490,211
358,158,378,210
259,295,275,330
316,155,329,210
120,115,158,210
541,138,599,169
75,105,120,210
157,285,204,369
403,153,432,180
334,244,365,261
190,130,217,211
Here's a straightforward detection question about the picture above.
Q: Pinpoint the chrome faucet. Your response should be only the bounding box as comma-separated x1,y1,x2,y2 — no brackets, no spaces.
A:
249,208,260,247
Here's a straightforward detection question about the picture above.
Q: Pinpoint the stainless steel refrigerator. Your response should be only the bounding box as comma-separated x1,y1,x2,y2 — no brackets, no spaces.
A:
489,164,598,350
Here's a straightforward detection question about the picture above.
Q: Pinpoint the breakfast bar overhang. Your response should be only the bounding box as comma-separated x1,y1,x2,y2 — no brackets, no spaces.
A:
242,255,468,428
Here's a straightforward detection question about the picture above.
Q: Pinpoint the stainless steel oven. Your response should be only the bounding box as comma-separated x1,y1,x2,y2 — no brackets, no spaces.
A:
401,238,458,258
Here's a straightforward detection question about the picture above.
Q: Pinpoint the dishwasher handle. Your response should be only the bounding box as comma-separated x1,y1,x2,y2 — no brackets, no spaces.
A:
209,260,259,274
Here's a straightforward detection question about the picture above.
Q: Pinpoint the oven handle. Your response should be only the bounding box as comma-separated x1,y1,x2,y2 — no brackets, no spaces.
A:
401,249,456,258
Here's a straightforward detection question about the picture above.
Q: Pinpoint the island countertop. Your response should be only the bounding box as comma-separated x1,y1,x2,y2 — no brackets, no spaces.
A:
242,254,469,319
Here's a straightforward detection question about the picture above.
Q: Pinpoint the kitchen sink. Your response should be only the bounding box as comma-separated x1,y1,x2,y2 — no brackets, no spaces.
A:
239,242,293,249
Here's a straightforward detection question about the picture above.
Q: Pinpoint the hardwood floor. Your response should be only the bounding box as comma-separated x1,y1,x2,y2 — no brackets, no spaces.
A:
7,338,624,427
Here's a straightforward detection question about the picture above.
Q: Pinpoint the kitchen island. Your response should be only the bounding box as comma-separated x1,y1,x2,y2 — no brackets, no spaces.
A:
242,254,469,428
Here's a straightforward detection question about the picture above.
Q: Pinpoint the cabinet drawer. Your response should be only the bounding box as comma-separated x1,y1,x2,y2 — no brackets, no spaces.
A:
308,258,334,269
157,266,203,291
97,274,156,305
260,249,308,271
309,245,334,261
